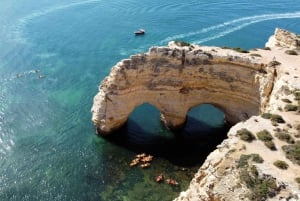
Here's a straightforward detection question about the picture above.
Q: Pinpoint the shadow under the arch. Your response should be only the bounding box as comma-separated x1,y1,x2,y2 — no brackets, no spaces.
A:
104,107,230,167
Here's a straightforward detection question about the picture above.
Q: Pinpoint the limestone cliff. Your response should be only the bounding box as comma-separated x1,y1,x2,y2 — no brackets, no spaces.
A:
174,29,300,201
266,28,300,49
91,28,300,200
91,42,275,134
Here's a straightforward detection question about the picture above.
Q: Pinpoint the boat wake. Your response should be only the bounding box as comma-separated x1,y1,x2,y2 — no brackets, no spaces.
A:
160,11,300,45
10,2,300,53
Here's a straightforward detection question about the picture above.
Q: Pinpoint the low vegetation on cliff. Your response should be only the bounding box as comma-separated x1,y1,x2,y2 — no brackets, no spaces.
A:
221,46,250,53
174,40,191,47
256,130,277,150
237,128,256,142
275,130,295,144
261,113,285,123
282,141,300,165
285,50,298,55
93,28,300,201
237,154,282,201
273,160,289,170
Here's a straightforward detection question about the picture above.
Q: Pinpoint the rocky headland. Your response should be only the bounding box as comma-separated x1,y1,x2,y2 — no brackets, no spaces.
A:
91,28,300,200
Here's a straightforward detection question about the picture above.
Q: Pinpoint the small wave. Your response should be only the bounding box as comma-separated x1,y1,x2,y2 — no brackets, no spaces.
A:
160,11,300,44
13,0,103,43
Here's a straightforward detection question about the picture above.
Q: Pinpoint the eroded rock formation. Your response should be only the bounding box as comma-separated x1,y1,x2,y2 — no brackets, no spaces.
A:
92,28,300,201
266,28,300,49
92,29,300,201
174,29,300,201
91,42,276,134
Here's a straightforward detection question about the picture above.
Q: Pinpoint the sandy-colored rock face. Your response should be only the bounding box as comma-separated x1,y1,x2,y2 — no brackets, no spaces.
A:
266,28,300,49
92,28,300,200
91,42,275,134
174,29,300,201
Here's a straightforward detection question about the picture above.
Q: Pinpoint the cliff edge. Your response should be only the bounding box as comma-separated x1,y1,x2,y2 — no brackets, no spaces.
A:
174,29,300,201
92,39,275,135
91,28,300,200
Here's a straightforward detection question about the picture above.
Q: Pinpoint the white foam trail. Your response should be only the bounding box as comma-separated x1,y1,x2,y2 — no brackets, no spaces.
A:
13,0,103,43
160,11,300,44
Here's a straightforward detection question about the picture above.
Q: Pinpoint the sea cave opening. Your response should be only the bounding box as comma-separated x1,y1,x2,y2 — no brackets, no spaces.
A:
106,103,230,166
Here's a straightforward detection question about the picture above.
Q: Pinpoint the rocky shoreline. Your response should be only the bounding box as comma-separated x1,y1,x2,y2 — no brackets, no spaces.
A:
91,28,300,200
174,28,300,201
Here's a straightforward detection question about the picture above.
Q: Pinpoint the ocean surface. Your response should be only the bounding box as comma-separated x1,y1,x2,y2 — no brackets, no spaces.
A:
0,0,300,200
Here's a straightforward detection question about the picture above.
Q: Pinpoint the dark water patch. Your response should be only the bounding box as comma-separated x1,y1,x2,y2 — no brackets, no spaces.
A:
93,103,230,201
105,103,229,167
106,121,229,167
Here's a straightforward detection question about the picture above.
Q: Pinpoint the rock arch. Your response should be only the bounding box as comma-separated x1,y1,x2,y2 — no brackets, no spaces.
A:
91,42,276,135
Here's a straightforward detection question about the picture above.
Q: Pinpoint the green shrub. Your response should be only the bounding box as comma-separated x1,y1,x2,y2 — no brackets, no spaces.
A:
261,113,272,119
240,167,255,188
237,151,282,199
295,177,300,184
238,154,252,168
263,47,271,50
250,53,262,57
256,129,277,151
285,50,298,55
273,160,289,169
275,131,295,144
281,98,292,103
251,154,264,163
237,154,264,168
240,165,279,200
251,176,277,201
294,91,300,101
264,141,277,151
284,104,298,111
261,113,284,123
257,130,273,141
282,141,300,165
237,128,256,142
233,47,249,53
174,40,191,47
270,114,285,123
221,46,249,53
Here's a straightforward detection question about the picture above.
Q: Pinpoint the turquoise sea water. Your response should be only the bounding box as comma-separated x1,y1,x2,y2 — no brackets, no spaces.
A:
0,1,300,200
